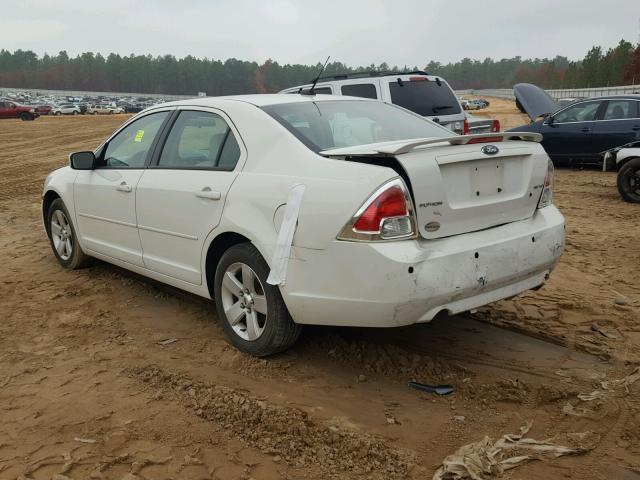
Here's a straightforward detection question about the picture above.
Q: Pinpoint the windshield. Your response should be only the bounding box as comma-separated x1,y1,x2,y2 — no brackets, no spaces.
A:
388,80,461,116
262,100,450,152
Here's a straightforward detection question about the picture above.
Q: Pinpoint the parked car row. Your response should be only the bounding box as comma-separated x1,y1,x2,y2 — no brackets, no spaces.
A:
0,88,168,119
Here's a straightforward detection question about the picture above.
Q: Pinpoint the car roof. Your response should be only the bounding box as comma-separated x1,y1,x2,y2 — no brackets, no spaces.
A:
160,93,370,108
581,95,640,100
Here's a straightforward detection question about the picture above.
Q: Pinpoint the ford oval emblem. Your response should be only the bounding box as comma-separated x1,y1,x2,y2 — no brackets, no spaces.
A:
425,221,440,232
481,145,499,155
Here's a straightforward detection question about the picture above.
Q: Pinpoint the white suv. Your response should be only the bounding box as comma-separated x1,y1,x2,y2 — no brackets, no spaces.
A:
52,104,81,115
280,71,467,134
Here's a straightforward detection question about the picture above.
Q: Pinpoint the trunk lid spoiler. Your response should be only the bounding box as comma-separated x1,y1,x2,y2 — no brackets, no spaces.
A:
320,132,542,157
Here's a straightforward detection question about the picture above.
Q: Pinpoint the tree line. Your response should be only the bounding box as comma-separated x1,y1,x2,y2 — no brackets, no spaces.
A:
1,39,639,96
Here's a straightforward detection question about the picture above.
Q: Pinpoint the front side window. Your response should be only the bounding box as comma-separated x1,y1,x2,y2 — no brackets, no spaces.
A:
263,100,450,152
100,111,170,168
602,100,638,120
341,83,377,99
554,101,601,123
157,110,240,170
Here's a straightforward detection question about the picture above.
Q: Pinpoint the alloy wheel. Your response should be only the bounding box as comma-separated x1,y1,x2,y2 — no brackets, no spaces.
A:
50,209,73,261
220,262,268,341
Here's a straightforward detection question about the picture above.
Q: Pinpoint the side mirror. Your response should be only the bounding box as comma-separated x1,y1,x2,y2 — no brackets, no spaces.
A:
545,114,554,125
69,151,96,170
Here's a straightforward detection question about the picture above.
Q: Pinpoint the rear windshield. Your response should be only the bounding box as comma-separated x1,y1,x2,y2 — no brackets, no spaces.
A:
388,80,461,116
262,100,450,152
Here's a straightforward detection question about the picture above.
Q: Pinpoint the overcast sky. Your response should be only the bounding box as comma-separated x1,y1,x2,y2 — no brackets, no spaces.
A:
3,0,639,66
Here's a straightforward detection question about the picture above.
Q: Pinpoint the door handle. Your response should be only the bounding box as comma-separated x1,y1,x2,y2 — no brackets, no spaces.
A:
581,127,591,133
116,182,132,192
195,187,221,200
632,125,640,131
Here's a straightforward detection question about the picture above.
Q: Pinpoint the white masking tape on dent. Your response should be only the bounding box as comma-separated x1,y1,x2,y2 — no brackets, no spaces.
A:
267,184,306,286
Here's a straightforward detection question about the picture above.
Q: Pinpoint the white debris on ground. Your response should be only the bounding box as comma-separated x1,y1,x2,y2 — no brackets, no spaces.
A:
432,421,594,480
577,366,640,403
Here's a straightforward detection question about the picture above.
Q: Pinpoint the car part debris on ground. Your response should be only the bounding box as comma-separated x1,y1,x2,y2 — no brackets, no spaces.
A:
432,421,596,480
408,381,454,395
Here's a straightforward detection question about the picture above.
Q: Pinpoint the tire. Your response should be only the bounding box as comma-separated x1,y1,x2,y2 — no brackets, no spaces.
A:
73,110,78,115
617,158,640,203
19,112,30,121
55,111,62,116
46,198,92,269
214,243,301,357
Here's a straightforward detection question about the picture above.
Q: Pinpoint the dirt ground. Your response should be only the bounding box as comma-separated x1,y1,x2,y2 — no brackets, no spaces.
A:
0,103,639,480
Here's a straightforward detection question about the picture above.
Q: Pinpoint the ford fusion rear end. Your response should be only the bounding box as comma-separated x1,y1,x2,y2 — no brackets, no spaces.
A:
263,100,565,328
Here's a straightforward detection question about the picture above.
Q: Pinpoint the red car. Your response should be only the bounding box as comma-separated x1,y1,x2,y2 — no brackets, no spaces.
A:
31,104,52,116
0,100,39,120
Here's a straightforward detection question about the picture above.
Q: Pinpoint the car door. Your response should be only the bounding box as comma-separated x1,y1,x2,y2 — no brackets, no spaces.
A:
135,108,245,284
592,99,640,152
74,110,172,266
539,99,603,160
0,101,10,118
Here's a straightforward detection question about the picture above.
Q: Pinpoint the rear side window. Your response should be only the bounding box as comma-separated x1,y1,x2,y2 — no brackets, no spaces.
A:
341,83,377,99
602,100,638,120
157,110,240,170
389,79,461,116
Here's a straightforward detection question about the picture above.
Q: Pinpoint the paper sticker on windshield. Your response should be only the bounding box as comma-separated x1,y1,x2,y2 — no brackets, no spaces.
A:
134,130,145,142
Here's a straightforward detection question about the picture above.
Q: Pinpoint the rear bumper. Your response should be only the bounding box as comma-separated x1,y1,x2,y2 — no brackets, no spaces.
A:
282,206,564,327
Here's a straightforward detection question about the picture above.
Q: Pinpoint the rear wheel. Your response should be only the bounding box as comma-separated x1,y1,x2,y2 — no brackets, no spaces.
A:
55,111,62,116
214,243,301,356
617,158,640,203
46,198,92,269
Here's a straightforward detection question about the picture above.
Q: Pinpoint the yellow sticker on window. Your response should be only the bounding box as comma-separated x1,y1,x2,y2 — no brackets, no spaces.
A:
134,130,145,142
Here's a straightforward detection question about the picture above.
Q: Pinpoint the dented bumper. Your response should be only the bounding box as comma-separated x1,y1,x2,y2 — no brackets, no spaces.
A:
282,205,564,327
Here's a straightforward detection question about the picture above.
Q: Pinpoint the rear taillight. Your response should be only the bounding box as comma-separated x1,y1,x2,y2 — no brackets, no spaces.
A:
491,119,500,132
338,179,417,242
537,159,554,209
409,76,428,82
463,118,470,135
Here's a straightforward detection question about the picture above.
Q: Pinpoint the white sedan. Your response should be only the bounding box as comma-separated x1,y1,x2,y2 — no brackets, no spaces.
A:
42,94,565,356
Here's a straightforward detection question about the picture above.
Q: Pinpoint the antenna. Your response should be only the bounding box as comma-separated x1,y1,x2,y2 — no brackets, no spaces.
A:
304,56,330,95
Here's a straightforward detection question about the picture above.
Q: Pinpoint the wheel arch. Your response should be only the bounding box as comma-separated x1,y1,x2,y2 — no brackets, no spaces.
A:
42,189,61,232
617,155,640,171
204,231,253,299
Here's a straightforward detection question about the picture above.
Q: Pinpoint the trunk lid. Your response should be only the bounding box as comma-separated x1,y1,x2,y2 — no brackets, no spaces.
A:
321,134,548,240
398,143,547,239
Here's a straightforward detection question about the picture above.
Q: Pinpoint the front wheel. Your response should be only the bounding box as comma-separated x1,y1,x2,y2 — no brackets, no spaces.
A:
55,111,62,116
46,198,92,269
214,243,301,356
617,158,640,203
73,110,78,115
